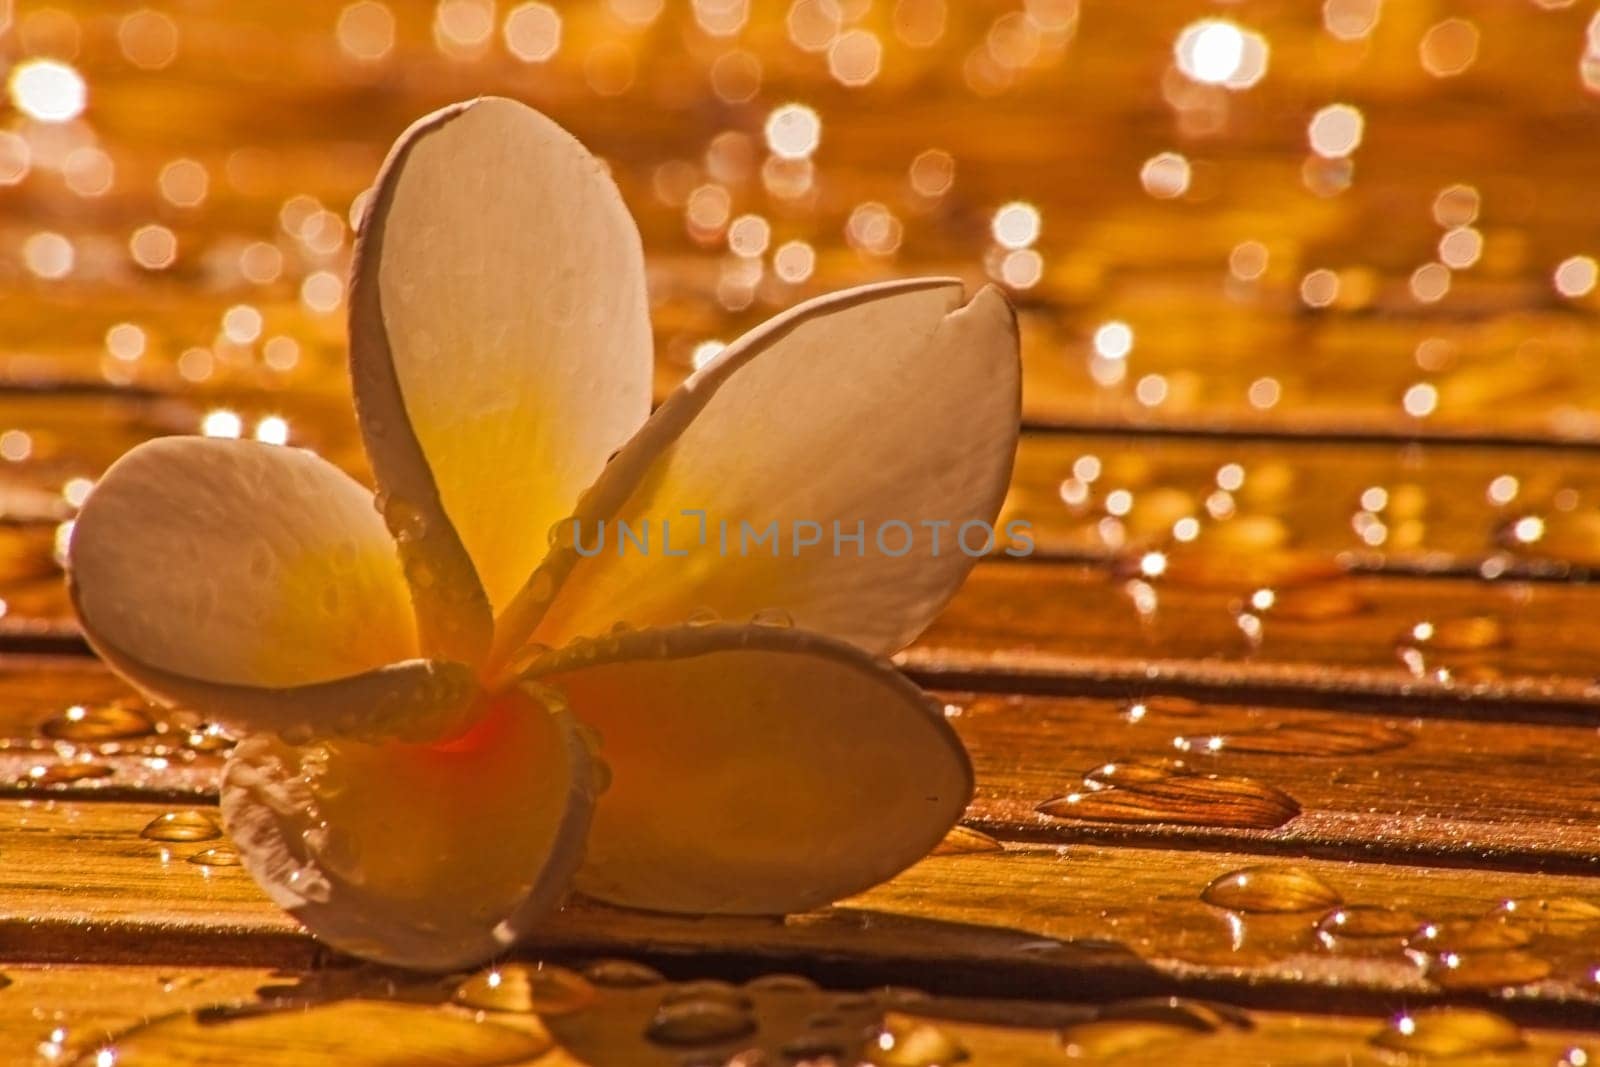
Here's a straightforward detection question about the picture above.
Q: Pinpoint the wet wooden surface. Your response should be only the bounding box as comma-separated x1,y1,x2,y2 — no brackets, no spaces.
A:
7,0,1600,1063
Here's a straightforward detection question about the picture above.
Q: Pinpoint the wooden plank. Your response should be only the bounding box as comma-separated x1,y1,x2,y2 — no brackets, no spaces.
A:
4,963,1594,1067
904,562,1600,712
5,658,1600,878
947,690,1600,873
6,800,1600,1020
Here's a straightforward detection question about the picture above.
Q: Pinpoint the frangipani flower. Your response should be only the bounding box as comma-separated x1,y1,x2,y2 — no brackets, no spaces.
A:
65,97,1020,969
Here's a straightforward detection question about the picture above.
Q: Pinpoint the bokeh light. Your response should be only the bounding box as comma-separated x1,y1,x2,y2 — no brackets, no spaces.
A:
764,104,821,160
991,202,1041,249
504,3,561,62
8,59,86,122
1308,104,1364,158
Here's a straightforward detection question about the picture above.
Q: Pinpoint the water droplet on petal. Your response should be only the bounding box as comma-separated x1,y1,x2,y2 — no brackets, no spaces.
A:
525,570,554,604
686,607,721,627
750,608,794,628
381,495,428,543
1488,896,1600,931
591,756,613,794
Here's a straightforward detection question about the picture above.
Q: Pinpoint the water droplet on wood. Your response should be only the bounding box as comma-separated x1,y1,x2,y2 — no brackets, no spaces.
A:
1059,998,1250,1057
1122,696,1205,722
783,1032,848,1060
1489,896,1600,930
27,762,113,786
1408,920,1530,953
1422,948,1551,991
188,846,241,867
404,557,437,589
1316,905,1420,946
1039,761,1300,830
1262,582,1367,621
865,1016,968,1065
582,958,663,988
87,998,550,1064
184,724,235,753
453,963,594,1015
140,810,221,842
1401,614,1508,652
660,980,751,1011
1372,1009,1523,1056
931,826,1004,855
1145,550,1342,591
40,701,155,742
1097,997,1253,1030
1185,717,1412,757
1201,865,1342,913
1084,758,1187,786
1499,510,1600,565
1059,1020,1195,1057
744,973,818,993
644,996,756,1047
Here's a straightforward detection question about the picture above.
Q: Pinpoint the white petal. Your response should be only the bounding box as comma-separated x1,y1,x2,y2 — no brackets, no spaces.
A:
351,96,652,650
527,623,972,914
66,437,476,739
222,685,597,970
497,281,1018,664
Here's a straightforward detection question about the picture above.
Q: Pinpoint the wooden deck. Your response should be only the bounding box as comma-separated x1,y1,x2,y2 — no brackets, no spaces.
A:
6,0,1600,1062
